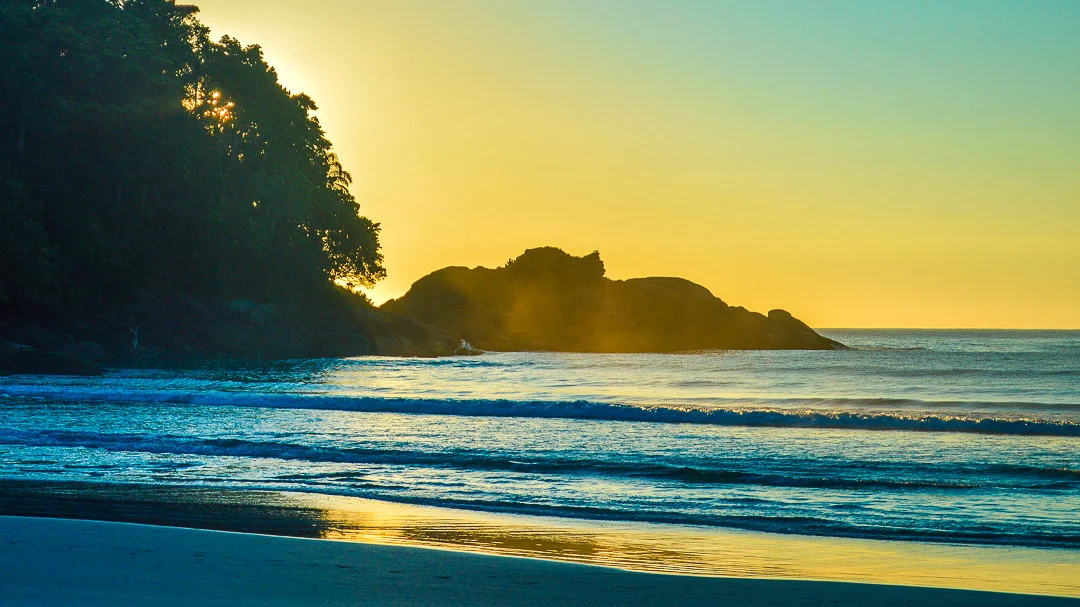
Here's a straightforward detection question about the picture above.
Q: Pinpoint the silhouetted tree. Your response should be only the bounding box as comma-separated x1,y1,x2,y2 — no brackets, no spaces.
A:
0,0,384,321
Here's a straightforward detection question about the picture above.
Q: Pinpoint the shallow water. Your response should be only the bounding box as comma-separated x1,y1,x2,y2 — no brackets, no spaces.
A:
0,330,1077,549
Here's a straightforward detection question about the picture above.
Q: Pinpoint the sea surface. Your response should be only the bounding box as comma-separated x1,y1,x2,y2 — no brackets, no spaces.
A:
1,330,1078,549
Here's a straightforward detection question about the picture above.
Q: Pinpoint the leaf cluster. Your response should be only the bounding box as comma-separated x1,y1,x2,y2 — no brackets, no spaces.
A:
0,0,384,320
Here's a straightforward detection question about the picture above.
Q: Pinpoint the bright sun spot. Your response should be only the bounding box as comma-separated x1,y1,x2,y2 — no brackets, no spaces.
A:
204,90,235,123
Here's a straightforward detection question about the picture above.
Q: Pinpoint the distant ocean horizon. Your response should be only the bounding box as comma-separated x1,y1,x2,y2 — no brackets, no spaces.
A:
821,328,1080,332
825,328,1080,331
1,329,1077,549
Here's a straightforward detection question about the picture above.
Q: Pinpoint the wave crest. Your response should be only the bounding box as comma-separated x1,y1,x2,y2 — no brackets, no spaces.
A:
3,429,1075,491
2,386,1078,436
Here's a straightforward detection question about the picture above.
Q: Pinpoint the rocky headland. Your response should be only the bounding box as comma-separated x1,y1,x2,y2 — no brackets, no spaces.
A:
0,291,460,376
381,247,843,353
1,249,842,376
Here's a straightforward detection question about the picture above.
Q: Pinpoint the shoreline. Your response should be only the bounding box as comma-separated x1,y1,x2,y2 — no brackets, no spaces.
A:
1,480,1077,598
2,516,1076,606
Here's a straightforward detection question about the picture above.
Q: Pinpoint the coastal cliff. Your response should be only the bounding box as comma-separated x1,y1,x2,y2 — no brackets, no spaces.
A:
381,248,843,352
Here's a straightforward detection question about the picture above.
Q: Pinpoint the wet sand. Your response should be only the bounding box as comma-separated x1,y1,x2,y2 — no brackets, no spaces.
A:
2,516,1077,606
1,480,1077,598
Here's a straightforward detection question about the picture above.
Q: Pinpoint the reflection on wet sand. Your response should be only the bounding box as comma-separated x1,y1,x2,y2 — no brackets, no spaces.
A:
309,496,1078,597
1,480,1076,597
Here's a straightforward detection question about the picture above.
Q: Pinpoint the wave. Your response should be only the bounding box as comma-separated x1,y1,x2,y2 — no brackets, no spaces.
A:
2,429,1076,491
2,385,1078,436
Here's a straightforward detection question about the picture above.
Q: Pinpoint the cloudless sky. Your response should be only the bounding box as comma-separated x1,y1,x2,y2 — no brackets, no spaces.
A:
194,0,1080,328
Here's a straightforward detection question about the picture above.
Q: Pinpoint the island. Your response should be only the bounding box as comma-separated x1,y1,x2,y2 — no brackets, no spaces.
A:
381,247,843,352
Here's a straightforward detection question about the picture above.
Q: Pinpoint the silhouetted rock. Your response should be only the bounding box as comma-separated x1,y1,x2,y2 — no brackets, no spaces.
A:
381,248,844,352
0,247,843,373
350,303,460,357
0,342,102,376
0,287,462,372
60,341,107,363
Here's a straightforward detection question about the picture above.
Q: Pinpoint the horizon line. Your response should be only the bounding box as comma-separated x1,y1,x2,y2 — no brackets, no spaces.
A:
817,327,1080,331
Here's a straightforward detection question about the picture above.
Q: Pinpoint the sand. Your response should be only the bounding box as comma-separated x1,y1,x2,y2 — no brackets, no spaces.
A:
1,516,1075,606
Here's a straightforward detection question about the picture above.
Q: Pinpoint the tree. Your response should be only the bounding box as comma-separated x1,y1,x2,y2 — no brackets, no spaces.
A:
0,0,384,321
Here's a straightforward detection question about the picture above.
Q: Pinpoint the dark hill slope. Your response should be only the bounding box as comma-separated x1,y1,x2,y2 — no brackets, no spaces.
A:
381,248,843,352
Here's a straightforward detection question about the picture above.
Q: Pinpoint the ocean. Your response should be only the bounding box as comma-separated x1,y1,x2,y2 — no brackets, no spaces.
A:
1,329,1077,550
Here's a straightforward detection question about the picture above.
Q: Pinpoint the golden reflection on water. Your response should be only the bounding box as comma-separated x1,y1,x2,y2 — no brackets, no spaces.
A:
275,492,1079,598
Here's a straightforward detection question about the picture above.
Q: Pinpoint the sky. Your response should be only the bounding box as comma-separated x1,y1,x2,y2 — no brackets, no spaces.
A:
193,0,1080,328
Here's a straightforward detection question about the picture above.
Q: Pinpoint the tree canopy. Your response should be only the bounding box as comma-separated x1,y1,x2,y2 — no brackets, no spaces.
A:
0,0,384,321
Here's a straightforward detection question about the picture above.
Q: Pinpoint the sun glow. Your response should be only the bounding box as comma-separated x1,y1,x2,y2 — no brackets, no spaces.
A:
204,91,235,123
192,1,1080,328
182,86,236,127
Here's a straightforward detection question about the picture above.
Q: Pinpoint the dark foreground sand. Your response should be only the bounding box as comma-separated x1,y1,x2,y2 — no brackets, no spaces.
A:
1,516,1075,606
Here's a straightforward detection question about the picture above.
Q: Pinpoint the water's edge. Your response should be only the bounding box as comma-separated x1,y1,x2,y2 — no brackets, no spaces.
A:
2,480,1076,598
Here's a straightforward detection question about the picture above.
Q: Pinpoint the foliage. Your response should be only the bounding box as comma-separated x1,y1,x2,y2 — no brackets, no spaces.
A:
0,0,383,320
504,247,605,285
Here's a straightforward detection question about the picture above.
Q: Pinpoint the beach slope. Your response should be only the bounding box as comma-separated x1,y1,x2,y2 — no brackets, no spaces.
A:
1,517,1072,607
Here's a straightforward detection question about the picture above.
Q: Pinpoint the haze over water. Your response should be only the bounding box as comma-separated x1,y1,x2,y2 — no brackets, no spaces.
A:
1,330,1077,550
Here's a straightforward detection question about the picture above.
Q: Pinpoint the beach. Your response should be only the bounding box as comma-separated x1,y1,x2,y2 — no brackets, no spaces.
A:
2,516,1076,606
0,481,1077,602
1,332,1077,602
4,0,1078,602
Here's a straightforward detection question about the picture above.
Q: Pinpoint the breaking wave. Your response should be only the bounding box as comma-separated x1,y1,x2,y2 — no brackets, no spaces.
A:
2,385,1078,436
3,429,1076,491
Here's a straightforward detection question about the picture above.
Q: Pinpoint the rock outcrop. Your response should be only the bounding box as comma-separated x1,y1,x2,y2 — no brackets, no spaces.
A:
380,248,843,352
0,291,461,375
0,249,843,375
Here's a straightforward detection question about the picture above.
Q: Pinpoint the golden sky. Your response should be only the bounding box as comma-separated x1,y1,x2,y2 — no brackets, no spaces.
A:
194,1,1079,328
